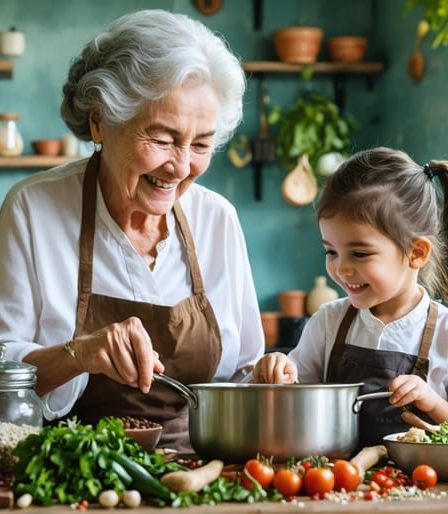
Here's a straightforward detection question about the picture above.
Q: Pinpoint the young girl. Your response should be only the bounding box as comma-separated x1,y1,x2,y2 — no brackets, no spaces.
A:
254,147,448,446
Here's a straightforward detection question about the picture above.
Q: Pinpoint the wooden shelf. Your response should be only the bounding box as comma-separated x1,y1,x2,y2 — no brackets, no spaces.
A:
0,60,13,79
0,155,82,169
243,60,384,75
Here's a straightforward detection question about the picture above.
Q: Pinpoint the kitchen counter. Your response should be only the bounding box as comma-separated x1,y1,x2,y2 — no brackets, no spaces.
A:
8,486,448,513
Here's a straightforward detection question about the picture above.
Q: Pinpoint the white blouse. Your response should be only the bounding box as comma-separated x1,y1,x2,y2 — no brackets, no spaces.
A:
289,291,448,399
0,158,264,419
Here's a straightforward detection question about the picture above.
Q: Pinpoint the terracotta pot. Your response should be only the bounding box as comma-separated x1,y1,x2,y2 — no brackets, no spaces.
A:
274,27,323,64
327,36,367,62
278,290,307,317
31,139,62,156
260,311,279,348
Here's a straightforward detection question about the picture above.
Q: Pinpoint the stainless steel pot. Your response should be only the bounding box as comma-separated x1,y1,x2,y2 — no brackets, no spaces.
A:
154,374,390,462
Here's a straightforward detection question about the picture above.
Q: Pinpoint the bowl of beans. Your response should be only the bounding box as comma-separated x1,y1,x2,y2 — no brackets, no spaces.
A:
119,416,163,451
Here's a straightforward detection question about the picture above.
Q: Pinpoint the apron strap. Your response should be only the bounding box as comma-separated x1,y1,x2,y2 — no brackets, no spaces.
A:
334,304,358,346
412,301,438,379
75,153,100,335
173,202,205,295
78,153,99,295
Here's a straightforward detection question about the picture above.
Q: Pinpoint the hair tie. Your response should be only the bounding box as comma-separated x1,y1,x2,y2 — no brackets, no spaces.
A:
423,163,435,181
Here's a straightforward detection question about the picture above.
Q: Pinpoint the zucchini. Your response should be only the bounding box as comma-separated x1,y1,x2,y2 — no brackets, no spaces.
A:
110,460,133,486
109,452,173,501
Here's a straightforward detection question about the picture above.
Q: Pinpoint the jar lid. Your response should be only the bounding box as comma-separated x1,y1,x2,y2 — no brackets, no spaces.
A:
0,112,20,121
0,343,37,389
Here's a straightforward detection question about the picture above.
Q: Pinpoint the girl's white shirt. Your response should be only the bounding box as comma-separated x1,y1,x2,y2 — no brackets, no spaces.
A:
289,290,448,399
0,158,264,419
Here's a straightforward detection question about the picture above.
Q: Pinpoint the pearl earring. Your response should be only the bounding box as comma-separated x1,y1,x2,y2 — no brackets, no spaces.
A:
94,142,102,153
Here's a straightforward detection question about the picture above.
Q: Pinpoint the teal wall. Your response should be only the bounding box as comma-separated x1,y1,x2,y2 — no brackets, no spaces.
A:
0,0,437,310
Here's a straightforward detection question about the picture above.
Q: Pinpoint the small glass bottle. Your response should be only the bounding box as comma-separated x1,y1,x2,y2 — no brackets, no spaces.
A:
0,112,24,156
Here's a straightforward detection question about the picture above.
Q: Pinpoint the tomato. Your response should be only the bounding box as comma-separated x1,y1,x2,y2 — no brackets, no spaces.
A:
412,465,438,490
273,469,303,497
241,458,275,490
332,460,360,492
303,467,335,497
371,470,389,487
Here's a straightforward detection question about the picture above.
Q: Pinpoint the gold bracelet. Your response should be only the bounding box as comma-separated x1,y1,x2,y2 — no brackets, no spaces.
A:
64,340,76,358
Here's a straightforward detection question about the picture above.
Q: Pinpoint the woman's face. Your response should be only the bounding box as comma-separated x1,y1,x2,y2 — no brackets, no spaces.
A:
94,80,219,218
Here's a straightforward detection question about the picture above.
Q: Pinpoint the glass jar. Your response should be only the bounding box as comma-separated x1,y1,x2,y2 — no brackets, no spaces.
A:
0,343,42,471
0,112,24,156
0,342,42,426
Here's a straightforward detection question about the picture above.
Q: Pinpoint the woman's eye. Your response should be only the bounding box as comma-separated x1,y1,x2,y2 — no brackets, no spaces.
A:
324,249,337,257
153,139,171,147
353,251,370,258
192,142,212,153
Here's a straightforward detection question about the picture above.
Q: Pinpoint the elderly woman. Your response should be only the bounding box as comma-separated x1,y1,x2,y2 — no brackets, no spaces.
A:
0,10,264,450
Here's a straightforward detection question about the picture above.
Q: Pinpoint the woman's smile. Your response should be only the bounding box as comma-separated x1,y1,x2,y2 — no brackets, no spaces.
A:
144,174,177,191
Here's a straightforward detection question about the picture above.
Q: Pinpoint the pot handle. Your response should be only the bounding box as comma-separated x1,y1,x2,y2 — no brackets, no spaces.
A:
153,372,199,409
352,391,392,414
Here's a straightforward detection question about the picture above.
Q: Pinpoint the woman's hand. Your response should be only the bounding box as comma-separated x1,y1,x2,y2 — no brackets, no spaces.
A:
389,374,438,413
252,352,298,384
72,316,164,394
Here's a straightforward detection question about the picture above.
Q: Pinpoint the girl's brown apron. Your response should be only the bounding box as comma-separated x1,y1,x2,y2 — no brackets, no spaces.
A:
68,153,222,450
326,301,437,448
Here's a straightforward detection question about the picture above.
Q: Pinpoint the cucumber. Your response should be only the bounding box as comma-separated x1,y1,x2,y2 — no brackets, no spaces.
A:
109,452,173,501
110,460,133,486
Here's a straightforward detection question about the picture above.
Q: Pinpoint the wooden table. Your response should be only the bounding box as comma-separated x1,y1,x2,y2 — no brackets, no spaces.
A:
6,486,448,513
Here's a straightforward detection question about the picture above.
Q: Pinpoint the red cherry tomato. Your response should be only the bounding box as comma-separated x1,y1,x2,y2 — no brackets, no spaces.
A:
241,458,275,490
412,465,438,490
332,460,360,492
304,467,335,497
273,469,303,497
371,470,388,487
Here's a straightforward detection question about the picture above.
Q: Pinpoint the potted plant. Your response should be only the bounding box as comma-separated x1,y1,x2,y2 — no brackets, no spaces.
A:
405,0,448,48
267,94,357,174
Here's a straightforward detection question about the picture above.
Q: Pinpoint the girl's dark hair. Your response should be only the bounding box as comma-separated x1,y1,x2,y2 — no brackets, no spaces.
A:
316,146,448,300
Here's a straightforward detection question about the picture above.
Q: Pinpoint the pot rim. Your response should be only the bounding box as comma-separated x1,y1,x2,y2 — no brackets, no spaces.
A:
188,381,364,389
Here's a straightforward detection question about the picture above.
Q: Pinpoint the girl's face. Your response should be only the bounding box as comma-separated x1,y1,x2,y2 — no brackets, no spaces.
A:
93,80,219,220
319,213,422,322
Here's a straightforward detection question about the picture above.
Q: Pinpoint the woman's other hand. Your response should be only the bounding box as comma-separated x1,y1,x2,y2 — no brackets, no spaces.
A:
72,316,164,394
252,352,298,384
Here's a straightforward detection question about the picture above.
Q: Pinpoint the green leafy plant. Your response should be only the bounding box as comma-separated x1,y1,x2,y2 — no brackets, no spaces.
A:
267,94,357,172
405,0,448,48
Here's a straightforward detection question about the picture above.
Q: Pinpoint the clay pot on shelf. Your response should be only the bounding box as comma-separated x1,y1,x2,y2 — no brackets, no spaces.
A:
278,290,307,317
31,139,62,156
327,36,367,62
274,26,323,64
260,311,279,348
306,276,339,315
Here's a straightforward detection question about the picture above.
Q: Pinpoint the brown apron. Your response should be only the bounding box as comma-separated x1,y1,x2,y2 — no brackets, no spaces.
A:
68,153,222,451
326,301,437,448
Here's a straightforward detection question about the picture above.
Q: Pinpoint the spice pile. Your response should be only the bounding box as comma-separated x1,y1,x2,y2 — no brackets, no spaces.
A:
0,422,40,472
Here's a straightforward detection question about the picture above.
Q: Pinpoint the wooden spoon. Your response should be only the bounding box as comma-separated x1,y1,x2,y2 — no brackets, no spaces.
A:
401,410,440,434
282,154,318,206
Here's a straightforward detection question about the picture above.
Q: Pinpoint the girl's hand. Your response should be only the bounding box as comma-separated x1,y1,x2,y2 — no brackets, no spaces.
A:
71,316,164,394
389,374,438,413
252,352,298,384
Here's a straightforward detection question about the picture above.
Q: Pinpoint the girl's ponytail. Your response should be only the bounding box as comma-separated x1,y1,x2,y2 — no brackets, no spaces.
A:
426,160,448,301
